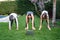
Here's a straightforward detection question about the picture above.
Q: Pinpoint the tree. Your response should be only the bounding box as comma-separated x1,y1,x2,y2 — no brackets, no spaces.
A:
52,0,56,26
29,0,38,11
29,0,51,13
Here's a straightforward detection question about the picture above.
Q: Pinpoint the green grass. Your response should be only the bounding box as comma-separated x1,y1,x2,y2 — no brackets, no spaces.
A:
0,15,60,40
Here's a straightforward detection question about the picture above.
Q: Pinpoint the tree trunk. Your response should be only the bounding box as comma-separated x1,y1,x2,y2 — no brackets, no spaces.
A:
38,0,45,11
29,0,38,11
52,0,56,26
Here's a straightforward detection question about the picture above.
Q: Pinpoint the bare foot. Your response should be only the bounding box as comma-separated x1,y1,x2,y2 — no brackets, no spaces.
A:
39,28,41,30
48,26,51,30
48,27,51,30
25,27,28,30
32,27,36,30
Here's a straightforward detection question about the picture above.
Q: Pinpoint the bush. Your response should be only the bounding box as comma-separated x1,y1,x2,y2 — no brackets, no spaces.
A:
0,1,17,15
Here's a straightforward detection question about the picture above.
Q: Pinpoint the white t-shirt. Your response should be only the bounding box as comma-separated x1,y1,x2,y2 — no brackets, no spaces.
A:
41,10,49,17
9,13,17,19
27,11,33,15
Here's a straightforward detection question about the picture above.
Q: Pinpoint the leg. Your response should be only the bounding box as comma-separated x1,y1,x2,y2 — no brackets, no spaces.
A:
32,15,36,30
15,18,19,30
11,20,13,27
25,16,29,30
47,17,51,30
39,15,42,30
9,15,13,30
9,21,11,30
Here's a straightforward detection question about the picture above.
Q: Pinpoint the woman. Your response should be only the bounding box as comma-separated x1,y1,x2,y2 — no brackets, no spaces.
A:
39,10,51,30
25,11,36,30
9,13,18,30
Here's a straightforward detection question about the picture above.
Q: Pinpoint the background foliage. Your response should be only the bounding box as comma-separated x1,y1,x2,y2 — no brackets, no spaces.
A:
0,0,60,18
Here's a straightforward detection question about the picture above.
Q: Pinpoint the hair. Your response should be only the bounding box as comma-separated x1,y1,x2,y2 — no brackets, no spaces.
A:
42,12,47,19
28,14,31,16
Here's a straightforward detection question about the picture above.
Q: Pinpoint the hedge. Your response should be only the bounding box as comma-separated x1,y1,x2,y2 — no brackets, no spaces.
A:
0,0,35,15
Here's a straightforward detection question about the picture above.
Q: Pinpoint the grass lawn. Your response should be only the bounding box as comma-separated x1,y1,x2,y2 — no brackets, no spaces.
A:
0,15,60,40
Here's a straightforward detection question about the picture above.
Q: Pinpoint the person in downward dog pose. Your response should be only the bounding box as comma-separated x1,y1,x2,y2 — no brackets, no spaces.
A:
25,11,36,30
39,10,51,30
9,13,18,30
